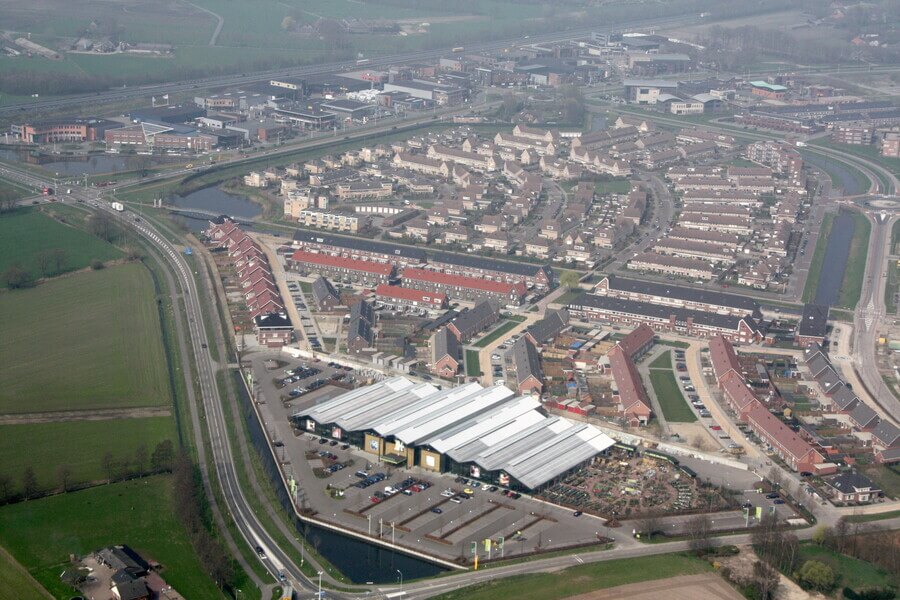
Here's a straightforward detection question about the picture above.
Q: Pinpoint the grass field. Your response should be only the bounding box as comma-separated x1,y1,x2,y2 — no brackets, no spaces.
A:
0,417,175,495
796,543,896,591
0,208,122,285
648,370,697,423
473,320,521,348
838,210,871,309
0,475,223,599
431,553,711,600
0,263,171,414
0,177,35,201
844,509,900,523
0,548,49,600
594,179,632,195
863,464,900,500
555,288,586,305
648,351,672,370
465,350,481,377
885,261,900,313
802,213,834,303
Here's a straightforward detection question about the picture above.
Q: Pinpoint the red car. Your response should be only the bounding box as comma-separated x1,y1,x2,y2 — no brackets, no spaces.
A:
710,425,722,431
370,496,382,503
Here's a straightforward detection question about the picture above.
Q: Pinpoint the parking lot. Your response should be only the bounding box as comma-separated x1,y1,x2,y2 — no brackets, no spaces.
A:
250,353,615,564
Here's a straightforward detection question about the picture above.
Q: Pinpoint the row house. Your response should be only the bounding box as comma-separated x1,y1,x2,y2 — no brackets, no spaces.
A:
627,251,716,281
679,213,753,236
494,132,557,155
429,252,552,291
594,275,762,318
512,124,559,143
652,238,736,264
392,152,450,177
539,156,583,180
567,294,761,343
375,284,447,312
569,146,632,176
292,230,427,267
571,126,639,151
288,250,395,286
401,267,527,305
427,144,497,171
607,345,652,426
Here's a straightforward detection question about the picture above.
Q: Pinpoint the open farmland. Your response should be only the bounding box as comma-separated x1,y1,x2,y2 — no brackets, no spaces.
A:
0,548,49,600
0,475,223,599
0,263,170,414
0,417,175,495
0,208,122,285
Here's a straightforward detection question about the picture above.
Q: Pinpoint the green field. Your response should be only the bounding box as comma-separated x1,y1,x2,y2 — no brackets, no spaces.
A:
838,210,871,309
885,260,900,313
0,549,49,600
863,464,900,500
796,543,897,591
892,219,900,255
844,509,900,523
0,417,175,495
465,349,481,377
0,209,122,285
802,213,834,303
0,476,223,599
431,553,712,600
0,177,35,202
648,351,672,370
474,320,522,348
594,178,632,195
0,263,171,414
648,370,697,423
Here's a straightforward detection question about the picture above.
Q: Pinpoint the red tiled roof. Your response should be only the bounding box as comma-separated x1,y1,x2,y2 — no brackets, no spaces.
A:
709,335,741,382
617,324,654,360
746,402,820,463
401,267,525,296
375,284,446,306
608,346,651,417
291,250,394,276
722,373,757,413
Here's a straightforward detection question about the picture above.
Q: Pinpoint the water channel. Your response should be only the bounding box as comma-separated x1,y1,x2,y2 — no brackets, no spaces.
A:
813,209,856,307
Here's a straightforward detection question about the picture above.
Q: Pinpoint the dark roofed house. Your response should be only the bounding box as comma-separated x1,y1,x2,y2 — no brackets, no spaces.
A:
97,545,149,579
849,402,880,431
796,304,829,346
254,312,293,347
113,579,150,600
430,251,552,290
447,300,500,342
830,385,859,413
350,298,375,327
509,337,543,396
872,420,900,450
311,276,341,311
431,328,461,378
617,323,655,360
293,229,426,264
524,309,569,347
596,274,762,318
346,316,374,354
824,472,881,503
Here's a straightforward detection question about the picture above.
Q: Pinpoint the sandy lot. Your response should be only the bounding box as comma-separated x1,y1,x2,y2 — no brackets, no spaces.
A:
564,573,743,600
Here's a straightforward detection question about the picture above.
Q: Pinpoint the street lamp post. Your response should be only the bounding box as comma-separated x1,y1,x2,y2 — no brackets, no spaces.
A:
318,571,323,598
397,569,403,592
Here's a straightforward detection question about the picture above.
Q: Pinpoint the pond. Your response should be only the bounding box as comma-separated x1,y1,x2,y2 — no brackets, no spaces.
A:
168,186,261,231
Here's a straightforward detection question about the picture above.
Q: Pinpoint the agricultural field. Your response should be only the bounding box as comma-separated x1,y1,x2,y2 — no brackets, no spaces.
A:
0,263,171,414
432,553,713,600
0,417,175,495
648,370,697,423
0,548,49,600
0,476,224,599
0,208,122,285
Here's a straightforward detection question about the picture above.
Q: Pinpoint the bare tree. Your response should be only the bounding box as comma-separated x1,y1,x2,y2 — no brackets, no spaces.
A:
767,466,782,492
49,248,67,274
57,464,73,492
753,560,779,600
22,466,38,500
0,472,12,503
686,513,713,555
101,451,115,483
87,213,115,241
135,444,149,475
36,250,54,277
637,512,663,541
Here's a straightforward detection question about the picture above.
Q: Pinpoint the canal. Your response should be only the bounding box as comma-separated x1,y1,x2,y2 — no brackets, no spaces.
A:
813,210,855,307
801,151,867,197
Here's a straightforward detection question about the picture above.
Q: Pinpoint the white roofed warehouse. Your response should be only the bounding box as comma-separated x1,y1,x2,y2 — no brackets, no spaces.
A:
292,377,615,491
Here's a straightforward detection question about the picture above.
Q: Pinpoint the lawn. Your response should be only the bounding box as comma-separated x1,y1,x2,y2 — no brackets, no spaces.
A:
555,288,586,305
802,213,834,303
0,548,49,600
885,260,900,314
892,219,900,255
648,351,672,370
465,350,481,377
0,475,224,599
431,553,711,600
863,464,900,500
797,543,896,591
648,370,697,423
844,509,900,523
0,263,171,414
594,178,632,195
0,417,175,495
473,320,522,348
0,177,35,201
838,210,871,309
0,208,122,285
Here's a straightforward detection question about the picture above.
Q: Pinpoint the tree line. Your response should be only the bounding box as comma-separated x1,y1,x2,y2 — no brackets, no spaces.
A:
0,439,175,504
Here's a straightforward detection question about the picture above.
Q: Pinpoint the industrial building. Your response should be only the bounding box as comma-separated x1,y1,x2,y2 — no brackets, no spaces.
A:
293,377,615,490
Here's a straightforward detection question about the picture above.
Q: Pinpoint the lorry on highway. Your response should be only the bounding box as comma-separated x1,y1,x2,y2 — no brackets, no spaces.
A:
111,202,125,212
